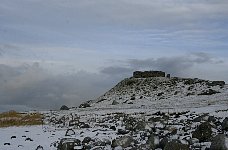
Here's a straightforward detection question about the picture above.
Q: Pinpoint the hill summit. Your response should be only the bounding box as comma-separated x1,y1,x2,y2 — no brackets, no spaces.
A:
85,71,227,109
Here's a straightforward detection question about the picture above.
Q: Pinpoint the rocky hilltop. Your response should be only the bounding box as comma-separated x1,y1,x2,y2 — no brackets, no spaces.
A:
86,71,227,109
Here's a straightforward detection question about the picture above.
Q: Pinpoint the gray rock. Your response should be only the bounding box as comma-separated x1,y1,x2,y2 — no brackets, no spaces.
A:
82,137,92,144
112,136,134,148
193,114,208,122
60,105,69,110
135,121,146,131
80,123,90,128
118,129,130,135
210,134,228,150
93,138,111,147
112,100,119,105
36,145,44,150
164,140,189,150
208,116,216,123
147,134,159,149
159,137,169,149
198,89,220,95
222,117,228,131
79,102,91,108
192,122,212,142
65,129,75,136
58,138,80,150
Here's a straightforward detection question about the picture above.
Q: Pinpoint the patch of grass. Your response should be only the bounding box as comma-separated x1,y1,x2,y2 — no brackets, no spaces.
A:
0,110,43,127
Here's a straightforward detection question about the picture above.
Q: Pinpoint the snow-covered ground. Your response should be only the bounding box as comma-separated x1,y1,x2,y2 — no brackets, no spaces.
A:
0,104,227,150
0,77,227,150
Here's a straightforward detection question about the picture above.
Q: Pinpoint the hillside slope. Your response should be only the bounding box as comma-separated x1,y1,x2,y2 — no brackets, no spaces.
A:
89,76,228,109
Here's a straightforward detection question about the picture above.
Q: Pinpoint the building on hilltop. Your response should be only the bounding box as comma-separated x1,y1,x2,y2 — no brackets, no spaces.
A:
133,71,166,78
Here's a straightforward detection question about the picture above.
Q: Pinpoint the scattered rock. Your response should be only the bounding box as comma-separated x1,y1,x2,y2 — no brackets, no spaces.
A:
58,138,80,150
18,145,23,147
82,137,92,144
118,129,130,135
157,92,164,96
130,97,136,100
25,138,33,141
192,122,212,142
4,143,10,146
112,100,119,105
112,136,134,148
147,134,159,149
79,102,91,108
164,140,189,150
208,116,216,123
193,114,208,122
148,117,161,122
65,129,75,136
198,89,220,95
110,126,116,131
80,123,90,128
210,134,228,150
11,136,16,139
159,137,169,149
60,105,69,110
36,145,44,150
208,81,226,87
135,121,146,131
222,117,228,131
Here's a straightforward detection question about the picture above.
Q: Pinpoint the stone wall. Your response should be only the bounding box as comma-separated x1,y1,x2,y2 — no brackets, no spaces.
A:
133,71,166,78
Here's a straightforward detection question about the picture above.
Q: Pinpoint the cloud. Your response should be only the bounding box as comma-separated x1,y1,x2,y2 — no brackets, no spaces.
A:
1,0,227,28
0,52,227,112
101,52,228,81
0,63,117,112
1,0,228,48
100,66,133,76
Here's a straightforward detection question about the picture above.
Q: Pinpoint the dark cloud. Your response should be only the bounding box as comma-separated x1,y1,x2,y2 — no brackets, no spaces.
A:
0,52,227,112
0,63,117,111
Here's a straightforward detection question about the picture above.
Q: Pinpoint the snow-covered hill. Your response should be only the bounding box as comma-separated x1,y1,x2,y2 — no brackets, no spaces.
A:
1,74,228,150
89,76,228,110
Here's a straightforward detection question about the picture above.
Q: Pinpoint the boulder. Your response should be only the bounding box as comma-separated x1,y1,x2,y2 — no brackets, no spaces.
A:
65,129,75,136
164,140,189,150
110,126,116,131
118,129,130,135
222,117,228,131
111,136,134,148
193,114,208,122
79,102,91,108
112,100,119,105
198,89,220,95
158,137,169,149
82,137,92,144
208,116,216,123
210,134,228,150
36,145,44,150
192,122,212,142
135,121,146,131
58,138,81,150
60,105,69,110
147,134,159,149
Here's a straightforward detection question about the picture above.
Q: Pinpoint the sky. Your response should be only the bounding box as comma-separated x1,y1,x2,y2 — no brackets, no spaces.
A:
0,0,228,112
